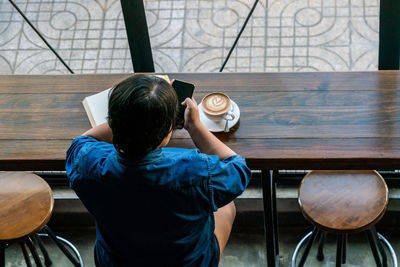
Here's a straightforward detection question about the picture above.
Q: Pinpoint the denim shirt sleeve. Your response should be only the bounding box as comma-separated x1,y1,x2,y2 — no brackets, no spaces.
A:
204,154,251,210
65,135,113,189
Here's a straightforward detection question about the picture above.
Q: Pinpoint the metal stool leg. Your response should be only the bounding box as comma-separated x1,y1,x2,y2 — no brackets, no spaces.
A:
367,229,383,267
377,233,398,267
34,235,52,266
342,234,347,264
298,227,320,267
0,244,5,267
317,231,326,261
26,238,43,267
291,231,312,267
336,235,343,267
371,227,388,267
42,226,81,267
20,242,32,267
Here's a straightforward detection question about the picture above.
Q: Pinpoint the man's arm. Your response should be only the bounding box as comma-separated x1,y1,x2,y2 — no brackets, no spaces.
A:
182,98,236,160
82,122,113,143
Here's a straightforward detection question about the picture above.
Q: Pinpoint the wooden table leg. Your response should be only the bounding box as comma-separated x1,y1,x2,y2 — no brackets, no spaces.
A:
262,170,279,266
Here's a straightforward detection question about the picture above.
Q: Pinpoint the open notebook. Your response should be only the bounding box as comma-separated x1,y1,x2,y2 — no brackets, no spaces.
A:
82,75,170,127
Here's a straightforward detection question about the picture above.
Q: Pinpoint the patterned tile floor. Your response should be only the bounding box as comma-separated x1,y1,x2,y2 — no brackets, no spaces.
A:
0,0,379,74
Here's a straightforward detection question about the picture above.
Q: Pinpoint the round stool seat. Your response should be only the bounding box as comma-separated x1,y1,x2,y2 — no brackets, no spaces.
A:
299,170,388,233
0,172,53,242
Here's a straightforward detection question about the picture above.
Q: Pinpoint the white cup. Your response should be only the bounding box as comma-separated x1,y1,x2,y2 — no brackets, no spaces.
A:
201,92,235,123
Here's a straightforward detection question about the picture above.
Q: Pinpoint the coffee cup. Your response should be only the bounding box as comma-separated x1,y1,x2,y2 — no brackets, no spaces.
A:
201,92,235,123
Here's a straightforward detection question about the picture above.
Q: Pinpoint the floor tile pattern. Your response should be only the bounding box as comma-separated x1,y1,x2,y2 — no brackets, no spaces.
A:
0,0,379,74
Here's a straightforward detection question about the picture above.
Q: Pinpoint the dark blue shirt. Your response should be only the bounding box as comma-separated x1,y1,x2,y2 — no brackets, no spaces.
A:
66,136,251,266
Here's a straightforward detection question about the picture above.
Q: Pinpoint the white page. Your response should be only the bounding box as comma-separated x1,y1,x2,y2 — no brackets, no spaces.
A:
82,75,170,127
82,88,111,127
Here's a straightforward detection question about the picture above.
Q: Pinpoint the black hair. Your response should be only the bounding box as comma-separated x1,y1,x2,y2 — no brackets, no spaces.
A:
108,74,178,157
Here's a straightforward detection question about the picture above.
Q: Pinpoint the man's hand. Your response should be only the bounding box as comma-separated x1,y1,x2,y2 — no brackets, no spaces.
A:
181,97,201,131
182,97,236,159
82,122,113,143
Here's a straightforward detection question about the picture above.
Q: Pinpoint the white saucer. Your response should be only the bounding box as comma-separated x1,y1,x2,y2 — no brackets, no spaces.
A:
199,100,240,132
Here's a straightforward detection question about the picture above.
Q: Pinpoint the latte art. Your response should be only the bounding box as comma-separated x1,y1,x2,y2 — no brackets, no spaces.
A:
202,93,231,115
208,96,228,111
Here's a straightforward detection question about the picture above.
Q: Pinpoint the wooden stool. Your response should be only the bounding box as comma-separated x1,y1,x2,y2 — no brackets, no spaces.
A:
0,172,83,267
291,170,397,267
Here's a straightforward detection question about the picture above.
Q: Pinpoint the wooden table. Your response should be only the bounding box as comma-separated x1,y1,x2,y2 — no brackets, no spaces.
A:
1,72,400,266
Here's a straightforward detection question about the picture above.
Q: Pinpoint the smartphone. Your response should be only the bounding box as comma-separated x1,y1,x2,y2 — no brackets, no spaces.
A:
172,79,195,128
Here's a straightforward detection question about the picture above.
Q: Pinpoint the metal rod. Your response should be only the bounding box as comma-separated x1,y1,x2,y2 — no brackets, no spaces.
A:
379,0,400,70
342,234,347,264
219,0,260,72
120,0,155,72
38,233,84,267
26,238,43,267
34,235,52,266
336,235,343,267
372,227,388,267
0,244,5,267
317,231,326,261
291,231,312,267
20,242,33,267
298,227,319,267
261,170,278,266
272,170,279,255
377,233,398,267
8,0,74,74
43,226,81,267
367,229,383,267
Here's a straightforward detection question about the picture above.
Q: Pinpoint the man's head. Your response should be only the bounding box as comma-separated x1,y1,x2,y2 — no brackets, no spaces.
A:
108,74,178,157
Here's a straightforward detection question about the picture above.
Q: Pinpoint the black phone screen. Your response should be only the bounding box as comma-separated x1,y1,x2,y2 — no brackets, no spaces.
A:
172,79,195,128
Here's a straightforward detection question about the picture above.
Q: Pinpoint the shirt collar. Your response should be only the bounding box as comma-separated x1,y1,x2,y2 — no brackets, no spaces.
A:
117,148,162,166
